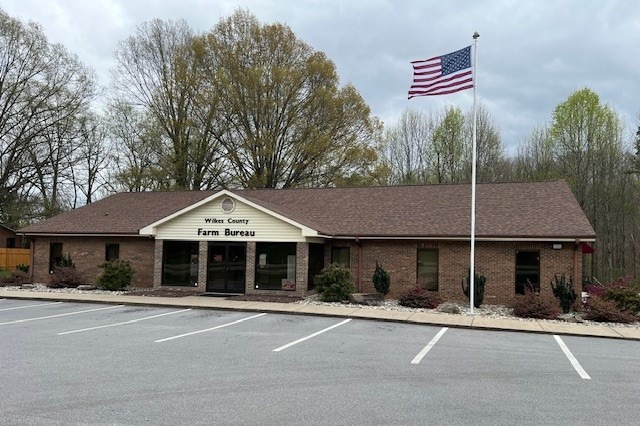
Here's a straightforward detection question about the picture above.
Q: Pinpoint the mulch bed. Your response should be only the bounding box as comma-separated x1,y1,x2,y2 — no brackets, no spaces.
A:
125,288,203,297
225,294,303,303
124,288,303,303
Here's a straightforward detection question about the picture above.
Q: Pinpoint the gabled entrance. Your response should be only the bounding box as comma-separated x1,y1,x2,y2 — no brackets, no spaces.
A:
206,242,246,293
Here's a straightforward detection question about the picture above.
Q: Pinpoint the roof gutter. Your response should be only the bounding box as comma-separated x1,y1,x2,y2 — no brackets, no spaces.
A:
317,235,596,242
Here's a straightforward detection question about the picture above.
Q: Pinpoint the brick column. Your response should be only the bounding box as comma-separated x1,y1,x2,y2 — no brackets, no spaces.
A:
197,241,207,292
245,242,256,293
296,242,309,292
153,239,163,288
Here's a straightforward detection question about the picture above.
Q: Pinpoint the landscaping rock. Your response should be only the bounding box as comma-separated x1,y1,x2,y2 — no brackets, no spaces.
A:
438,302,461,314
348,293,385,306
20,284,35,289
77,285,98,291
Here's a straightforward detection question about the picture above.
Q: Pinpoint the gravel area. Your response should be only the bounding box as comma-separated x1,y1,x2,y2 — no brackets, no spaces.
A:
3,283,639,329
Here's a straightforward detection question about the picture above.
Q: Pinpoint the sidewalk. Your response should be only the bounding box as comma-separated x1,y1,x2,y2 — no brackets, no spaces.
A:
2,288,639,340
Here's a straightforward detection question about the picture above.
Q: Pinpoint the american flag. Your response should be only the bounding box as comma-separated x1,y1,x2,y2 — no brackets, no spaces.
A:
408,46,473,98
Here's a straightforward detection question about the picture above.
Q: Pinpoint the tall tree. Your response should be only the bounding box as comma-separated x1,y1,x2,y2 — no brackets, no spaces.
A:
464,104,506,182
197,9,378,188
431,106,466,183
383,108,435,184
111,19,223,190
0,9,96,226
548,88,632,280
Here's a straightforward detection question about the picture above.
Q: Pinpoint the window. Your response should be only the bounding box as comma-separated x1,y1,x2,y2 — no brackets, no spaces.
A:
105,244,120,261
515,250,540,294
331,246,350,267
417,249,439,291
6,238,16,248
162,241,199,286
307,244,325,291
49,243,63,273
255,242,296,290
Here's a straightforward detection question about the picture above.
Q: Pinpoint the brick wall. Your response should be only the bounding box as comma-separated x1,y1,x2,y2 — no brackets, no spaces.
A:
326,239,580,305
29,235,581,304
0,227,21,248
32,236,155,287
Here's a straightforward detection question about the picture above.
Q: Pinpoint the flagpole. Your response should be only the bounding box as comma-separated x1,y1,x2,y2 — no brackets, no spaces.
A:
469,31,479,314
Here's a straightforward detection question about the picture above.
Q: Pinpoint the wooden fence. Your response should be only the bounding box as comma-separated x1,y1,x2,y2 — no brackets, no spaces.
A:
0,248,30,270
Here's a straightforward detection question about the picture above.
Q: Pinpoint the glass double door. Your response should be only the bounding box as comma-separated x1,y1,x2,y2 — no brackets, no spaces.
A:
206,243,246,293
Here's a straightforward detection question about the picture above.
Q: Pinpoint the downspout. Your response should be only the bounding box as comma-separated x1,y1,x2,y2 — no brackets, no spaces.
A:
356,237,362,292
29,237,35,283
573,238,580,287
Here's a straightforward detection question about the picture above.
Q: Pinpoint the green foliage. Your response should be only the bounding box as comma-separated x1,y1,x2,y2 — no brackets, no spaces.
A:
97,260,135,291
602,286,640,315
511,288,561,319
0,268,10,280
58,253,75,268
313,263,355,302
461,269,486,308
372,261,390,295
550,274,577,314
583,297,638,324
16,264,29,273
398,285,442,309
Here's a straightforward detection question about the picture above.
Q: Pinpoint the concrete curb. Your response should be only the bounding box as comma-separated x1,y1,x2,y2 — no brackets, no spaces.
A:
1,289,639,341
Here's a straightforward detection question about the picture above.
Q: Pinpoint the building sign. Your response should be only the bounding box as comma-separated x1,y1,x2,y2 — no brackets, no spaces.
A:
197,217,256,238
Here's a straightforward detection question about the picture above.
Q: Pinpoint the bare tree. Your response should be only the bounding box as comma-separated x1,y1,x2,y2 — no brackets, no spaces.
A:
111,19,223,190
0,9,96,226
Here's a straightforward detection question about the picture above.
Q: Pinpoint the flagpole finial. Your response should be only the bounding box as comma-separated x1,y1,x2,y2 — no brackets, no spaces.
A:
473,31,480,39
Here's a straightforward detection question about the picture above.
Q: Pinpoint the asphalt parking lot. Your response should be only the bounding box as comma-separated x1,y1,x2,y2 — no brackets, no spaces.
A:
1,299,639,426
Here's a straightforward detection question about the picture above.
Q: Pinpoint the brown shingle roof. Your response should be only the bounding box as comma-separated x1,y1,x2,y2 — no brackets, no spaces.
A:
19,181,596,240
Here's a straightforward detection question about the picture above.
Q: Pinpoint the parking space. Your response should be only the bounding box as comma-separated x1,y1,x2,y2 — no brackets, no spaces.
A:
2,300,639,425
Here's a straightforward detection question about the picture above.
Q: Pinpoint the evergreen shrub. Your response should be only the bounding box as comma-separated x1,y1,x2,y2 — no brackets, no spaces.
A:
97,260,135,291
313,263,355,302
372,261,390,295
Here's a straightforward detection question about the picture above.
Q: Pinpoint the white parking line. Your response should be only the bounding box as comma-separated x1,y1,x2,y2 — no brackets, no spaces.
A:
155,313,267,343
0,301,63,311
0,305,124,326
273,318,352,352
411,327,448,364
554,335,591,379
57,308,192,335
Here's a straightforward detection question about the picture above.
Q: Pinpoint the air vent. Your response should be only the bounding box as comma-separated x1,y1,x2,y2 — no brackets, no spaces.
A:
220,197,236,214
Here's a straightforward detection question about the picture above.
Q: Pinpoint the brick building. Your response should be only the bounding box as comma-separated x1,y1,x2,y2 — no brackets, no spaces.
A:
18,181,595,304
0,224,22,248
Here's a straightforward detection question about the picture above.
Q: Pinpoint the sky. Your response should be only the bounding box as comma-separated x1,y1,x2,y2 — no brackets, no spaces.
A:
1,0,639,155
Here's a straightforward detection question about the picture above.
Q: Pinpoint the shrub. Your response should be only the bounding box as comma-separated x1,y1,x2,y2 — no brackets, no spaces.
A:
16,264,29,273
313,263,355,302
372,261,390,295
0,268,12,283
58,253,75,268
510,288,561,319
550,274,577,314
399,285,442,309
602,287,640,315
97,260,135,291
48,266,84,288
582,297,638,324
584,284,604,298
10,270,28,285
461,269,486,308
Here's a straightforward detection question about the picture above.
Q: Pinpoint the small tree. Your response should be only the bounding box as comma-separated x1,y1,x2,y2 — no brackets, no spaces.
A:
372,261,390,295
462,269,486,308
313,263,355,302
97,260,135,291
550,274,577,314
